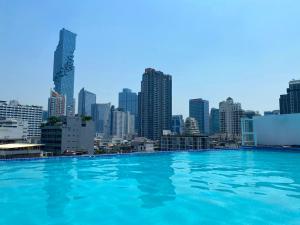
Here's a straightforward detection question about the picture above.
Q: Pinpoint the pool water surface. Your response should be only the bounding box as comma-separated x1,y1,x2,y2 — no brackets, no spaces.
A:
0,150,299,225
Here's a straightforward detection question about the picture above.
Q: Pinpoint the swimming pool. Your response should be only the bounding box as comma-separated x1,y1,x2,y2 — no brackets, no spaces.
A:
0,150,299,225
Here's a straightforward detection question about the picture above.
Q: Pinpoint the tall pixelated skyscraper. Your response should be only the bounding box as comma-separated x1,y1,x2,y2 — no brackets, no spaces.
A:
53,28,76,116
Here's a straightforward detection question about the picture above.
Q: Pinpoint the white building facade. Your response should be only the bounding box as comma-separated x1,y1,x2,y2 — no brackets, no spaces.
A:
219,97,243,137
241,114,300,147
0,118,28,142
0,100,42,138
112,110,135,139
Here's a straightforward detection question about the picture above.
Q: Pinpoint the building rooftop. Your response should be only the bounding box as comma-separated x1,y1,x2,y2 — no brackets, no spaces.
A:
0,143,44,150
289,79,300,85
0,100,42,108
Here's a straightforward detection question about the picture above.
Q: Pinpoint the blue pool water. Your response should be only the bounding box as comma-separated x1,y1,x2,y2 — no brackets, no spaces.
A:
0,150,300,225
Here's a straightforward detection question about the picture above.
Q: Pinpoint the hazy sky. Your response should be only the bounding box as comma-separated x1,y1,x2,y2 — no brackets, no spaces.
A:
1,0,300,117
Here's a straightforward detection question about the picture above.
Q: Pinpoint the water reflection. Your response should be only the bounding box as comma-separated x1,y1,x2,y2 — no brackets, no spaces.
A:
116,153,176,208
186,151,300,202
43,159,75,220
76,157,119,181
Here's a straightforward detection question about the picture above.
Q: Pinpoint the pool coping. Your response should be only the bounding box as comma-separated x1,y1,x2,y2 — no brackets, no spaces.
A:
0,147,300,162
0,149,218,162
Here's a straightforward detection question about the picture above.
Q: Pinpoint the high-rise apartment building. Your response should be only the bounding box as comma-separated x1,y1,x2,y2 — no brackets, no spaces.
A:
53,28,76,116
78,88,96,117
139,68,172,140
171,115,184,135
48,89,66,118
118,88,138,130
219,97,243,137
137,92,142,136
0,100,42,138
91,103,111,136
280,79,300,114
209,108,220,135
189,98,209,134
111,108,135,139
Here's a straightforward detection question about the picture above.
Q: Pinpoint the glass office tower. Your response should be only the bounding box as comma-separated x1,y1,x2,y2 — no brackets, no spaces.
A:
209,108,220,135
118,88,138,131
189,98,209,134
78,88,96,117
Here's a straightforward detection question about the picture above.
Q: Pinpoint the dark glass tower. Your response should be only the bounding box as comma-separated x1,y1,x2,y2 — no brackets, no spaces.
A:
91,103,111,136
172,115,184,135
280,80,300,114
209,108,220,134
78,88,96,116
53,28,76,116
118,89,138,114
189,98,209,134
140,68,172,140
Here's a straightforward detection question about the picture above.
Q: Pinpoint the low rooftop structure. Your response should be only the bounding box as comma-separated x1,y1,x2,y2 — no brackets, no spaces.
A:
160,135,209,151
0,143,43,159
160,117,209,151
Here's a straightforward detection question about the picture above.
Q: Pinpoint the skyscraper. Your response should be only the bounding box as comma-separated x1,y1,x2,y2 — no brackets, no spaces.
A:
172,115,184,135
91,103,111,137
48,89,66,118
111,108,135,139
78,88,96,117
219,97,243,137
137,92,142,136
53,28,76,116
118,88,138,115
209,108,220,135
189,98,209,134
140,68,172,140
280,79,300,114
118,88,138,131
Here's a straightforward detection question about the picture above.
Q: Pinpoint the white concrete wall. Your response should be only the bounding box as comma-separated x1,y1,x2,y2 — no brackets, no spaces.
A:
253,114,300,146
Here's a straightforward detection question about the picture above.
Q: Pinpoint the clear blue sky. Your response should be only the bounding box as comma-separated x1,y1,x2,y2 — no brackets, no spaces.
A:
1,0,300,117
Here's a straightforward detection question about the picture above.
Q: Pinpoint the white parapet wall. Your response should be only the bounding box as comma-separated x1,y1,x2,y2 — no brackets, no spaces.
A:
253,113,300,146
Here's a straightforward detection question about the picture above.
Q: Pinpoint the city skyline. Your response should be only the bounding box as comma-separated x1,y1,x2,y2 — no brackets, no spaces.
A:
2,1,300,117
